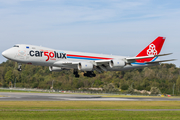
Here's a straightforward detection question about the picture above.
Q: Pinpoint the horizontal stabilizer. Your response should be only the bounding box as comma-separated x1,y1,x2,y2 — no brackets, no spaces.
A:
145,59,176,64
154,53,172,57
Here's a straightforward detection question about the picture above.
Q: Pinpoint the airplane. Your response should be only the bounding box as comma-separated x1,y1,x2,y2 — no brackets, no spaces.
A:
2,36,175,77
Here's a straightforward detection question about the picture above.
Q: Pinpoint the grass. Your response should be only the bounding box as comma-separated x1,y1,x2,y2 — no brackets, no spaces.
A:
0,89,49,93
0,101,180,110
0,111,180,120
0,101,180,119
1,91,180,119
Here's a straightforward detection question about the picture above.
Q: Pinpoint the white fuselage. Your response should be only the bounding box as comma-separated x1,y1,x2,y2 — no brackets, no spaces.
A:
2,44,158,71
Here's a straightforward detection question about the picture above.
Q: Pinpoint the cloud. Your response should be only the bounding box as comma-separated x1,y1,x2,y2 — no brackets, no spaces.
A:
0,0,33,5
0,0,179,66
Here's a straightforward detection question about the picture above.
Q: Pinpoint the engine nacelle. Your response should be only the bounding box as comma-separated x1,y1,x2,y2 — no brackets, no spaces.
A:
109,60,126,68
78,62,94,71
49,66,62,72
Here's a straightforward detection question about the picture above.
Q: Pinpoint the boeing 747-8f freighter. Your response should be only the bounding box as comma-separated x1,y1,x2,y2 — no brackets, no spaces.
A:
2,37,175,77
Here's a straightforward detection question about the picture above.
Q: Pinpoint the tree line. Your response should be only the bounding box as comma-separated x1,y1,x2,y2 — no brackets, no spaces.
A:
0,60,180,95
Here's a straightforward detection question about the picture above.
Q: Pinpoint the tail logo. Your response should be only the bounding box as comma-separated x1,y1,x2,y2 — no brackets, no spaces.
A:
147,44,157,56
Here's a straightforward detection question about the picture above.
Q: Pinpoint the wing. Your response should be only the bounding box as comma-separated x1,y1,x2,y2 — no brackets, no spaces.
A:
52,53,175,72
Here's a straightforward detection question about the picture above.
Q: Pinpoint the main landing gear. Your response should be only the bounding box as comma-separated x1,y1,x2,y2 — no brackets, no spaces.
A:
17,63,22,71
73,70,96,78
73,69,80,78
84,71,96,77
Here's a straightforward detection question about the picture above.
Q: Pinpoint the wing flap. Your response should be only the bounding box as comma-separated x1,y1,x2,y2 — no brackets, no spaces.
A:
53,61,79,67
95,59,111,64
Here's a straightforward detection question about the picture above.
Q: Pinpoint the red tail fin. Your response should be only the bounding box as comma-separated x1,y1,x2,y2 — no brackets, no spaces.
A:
136,36,166,63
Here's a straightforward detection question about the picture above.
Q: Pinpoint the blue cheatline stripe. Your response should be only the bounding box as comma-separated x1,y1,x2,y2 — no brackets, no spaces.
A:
131,62,147,65
67,56,102,60
131,57,158,65
151,57,158,62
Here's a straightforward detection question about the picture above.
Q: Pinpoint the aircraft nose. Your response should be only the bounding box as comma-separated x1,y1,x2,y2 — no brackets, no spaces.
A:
2,49,12,59
2,50,7,57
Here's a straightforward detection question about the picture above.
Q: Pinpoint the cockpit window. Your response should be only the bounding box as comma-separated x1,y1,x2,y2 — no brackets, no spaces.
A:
13,45,19,47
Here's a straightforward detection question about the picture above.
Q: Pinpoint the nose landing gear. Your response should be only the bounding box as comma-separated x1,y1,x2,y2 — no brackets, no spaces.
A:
17,63,22,71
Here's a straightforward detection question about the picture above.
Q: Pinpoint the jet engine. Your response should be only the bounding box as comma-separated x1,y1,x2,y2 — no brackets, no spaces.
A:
78,62,94,71
49,66,63,72
109,60,126,68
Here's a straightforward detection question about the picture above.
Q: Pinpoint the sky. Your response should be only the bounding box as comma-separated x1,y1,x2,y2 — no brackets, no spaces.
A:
0,0,179,67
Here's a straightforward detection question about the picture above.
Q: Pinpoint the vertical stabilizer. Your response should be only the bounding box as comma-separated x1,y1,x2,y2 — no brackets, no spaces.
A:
136,36,165,63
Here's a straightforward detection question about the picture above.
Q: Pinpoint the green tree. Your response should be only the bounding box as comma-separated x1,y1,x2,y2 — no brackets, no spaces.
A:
150,87,161,95
0,60,180,95
4,70,13,85
127,86,134,94
176,76,180,92
103,83,119,92
121,84,129,90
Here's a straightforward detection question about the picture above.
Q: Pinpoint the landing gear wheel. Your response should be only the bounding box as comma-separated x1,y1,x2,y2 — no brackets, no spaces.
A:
75,74,80,78
73,69,79,78
84,71,96,77
17,63,22,71
18,68,22,71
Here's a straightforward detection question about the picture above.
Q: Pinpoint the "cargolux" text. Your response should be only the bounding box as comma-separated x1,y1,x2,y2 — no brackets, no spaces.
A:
29,50,66,61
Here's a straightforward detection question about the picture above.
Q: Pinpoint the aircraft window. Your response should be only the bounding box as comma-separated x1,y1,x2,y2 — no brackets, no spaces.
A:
13,45,19,47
